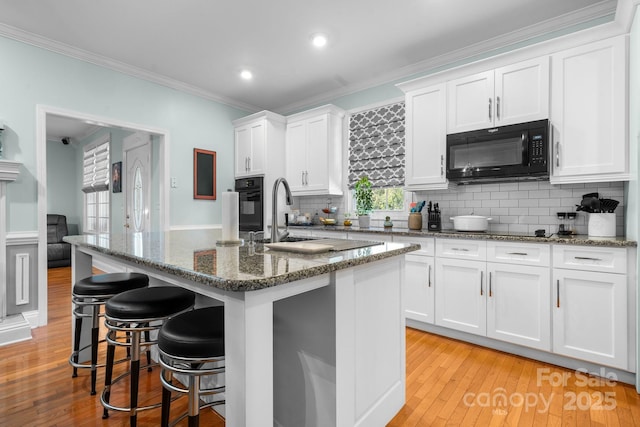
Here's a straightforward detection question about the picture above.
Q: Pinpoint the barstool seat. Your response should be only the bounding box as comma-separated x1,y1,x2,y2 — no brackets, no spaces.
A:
158,306,225,427
70,272,149,395
101,286,196,427
74,272,150,296
106,286,197,319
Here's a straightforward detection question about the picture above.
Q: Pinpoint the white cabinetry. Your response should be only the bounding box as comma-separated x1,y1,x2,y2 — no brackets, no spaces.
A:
550,35,628,183
394,236,435,324
447,57,549,133
285,105,345,196
486,241,551,351
403,83,448,190
552,245,628,369
435,239,487,335
233,111,286,178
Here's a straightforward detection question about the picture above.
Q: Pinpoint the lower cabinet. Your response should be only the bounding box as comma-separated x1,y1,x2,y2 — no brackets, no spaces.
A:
486,263,551,351
404,253,435,324
435,257,487,335
552,268,627,369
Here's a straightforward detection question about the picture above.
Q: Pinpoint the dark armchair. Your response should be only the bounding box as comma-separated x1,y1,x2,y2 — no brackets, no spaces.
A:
47,214,71,268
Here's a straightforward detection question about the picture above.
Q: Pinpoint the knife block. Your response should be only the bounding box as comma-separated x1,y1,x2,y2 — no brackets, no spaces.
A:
428,211,441,231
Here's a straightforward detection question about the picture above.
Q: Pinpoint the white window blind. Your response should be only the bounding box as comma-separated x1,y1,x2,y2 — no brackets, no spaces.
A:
82,139,110,193
348,102,405,188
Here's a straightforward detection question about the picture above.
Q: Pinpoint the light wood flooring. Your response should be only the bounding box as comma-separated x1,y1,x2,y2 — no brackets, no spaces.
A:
0,267,639,426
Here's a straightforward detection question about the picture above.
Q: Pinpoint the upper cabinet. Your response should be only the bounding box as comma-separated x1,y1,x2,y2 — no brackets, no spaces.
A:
550,35,629,184
285,105,345,196
403,83,449,190
447,57,550,133
233,111,286,178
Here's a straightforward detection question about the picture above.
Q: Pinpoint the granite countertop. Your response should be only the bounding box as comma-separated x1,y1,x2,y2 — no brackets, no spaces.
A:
287,225,637,247
64,230,420,292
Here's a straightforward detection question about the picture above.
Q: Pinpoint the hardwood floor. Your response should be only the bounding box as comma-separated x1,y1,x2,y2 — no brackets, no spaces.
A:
0,267,639,426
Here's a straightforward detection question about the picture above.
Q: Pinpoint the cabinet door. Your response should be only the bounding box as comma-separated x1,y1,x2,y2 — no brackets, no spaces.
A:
550,36,627,182
486,263,551,351
304,115,329,192
405,84,448,189
435,258,486,335
248,121,266,175
447,70,494,133
285,121,307,191
552,269,627,369
494,57,549,126
235,125,251,177
404,254,435,324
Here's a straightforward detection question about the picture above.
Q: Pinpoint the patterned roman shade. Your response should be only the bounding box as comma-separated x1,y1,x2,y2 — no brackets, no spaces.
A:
348,102,405,188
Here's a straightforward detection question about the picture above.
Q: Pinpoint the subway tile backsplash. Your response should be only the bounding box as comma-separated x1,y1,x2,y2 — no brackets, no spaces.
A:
291,181,625,236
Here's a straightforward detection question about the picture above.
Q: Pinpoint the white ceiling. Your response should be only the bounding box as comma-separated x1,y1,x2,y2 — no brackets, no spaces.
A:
0,0,617,115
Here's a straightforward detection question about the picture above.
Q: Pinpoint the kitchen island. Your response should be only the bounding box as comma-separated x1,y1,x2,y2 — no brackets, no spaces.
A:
65,229,419,426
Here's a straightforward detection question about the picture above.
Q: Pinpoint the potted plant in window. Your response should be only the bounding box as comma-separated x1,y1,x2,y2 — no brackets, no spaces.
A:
354,176,373,228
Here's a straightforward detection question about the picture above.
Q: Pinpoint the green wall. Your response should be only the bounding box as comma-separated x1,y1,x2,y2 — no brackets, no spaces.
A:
0,35,249,232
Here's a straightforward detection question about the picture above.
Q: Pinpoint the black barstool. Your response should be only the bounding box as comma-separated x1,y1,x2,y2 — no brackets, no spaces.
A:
101,286,196,426
158,306,225,427
69,272,149,395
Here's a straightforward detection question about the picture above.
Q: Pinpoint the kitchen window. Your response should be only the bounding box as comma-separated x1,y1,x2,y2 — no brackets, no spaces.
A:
348,101,407,215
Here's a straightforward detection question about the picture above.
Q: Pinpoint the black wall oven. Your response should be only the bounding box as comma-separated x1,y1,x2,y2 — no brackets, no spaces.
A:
446,119,549,183
235,177,263,232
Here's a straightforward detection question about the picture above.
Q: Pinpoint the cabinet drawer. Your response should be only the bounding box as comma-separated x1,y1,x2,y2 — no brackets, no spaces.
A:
436,238,486,261
553,245,627,274
393,236,434,256
487,241,550,267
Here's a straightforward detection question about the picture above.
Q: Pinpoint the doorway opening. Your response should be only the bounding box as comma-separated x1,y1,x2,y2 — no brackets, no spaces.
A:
36,105,170,327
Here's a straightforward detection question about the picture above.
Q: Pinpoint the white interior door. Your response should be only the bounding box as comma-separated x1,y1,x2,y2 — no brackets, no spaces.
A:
123,132,151,233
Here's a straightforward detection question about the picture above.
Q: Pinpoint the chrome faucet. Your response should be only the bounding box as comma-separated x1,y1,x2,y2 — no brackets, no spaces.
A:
271,177,293,243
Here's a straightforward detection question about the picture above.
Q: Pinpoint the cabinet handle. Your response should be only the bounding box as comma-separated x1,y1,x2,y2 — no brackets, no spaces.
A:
428,264,431,287
480,271,484,296
452,248,469,252
440,155,444,176
574,256,602,261
556,141,560,168
305,171,309,186
489,272,492,297
301,171,305,185
248,156,251,171
496,96,500,120
507,252,528,256
556,279,560,308
488,98,492,121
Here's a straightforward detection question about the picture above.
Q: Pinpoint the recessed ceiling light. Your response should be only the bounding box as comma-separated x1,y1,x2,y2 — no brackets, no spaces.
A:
240,70,253,80
311,33,328,48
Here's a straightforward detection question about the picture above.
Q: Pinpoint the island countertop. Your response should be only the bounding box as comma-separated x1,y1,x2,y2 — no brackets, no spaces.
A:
64,229,419,292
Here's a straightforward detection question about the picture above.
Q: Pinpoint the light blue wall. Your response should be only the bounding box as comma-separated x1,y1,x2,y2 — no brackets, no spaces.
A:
0,35,249,232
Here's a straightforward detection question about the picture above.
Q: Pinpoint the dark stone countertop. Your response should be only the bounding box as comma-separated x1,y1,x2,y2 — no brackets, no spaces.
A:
64,229,420,292
286,225,637,247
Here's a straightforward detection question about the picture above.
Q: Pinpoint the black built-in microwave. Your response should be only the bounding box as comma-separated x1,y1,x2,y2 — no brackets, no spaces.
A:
446,119,549,183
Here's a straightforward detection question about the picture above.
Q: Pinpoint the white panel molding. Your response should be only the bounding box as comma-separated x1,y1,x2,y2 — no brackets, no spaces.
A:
0,23,259,114
15,253,29,305
22,311,39,329
6,231,38,246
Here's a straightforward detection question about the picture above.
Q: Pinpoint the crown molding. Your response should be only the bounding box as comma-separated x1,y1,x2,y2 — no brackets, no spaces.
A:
0,23,260,114
276,0,618,114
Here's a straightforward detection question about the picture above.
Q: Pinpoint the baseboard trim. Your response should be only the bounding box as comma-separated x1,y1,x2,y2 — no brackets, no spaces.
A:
22,310,39,329
0,314,32,346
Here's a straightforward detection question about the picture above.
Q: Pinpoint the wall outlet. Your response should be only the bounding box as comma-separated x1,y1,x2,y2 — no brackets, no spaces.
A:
171,177,177,188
